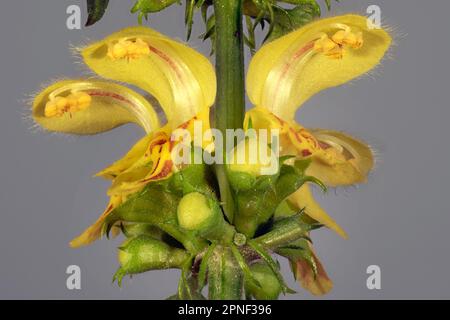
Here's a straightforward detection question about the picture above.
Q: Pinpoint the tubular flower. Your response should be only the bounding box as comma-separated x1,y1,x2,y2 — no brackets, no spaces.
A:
31,26,216,247
245,15,391,239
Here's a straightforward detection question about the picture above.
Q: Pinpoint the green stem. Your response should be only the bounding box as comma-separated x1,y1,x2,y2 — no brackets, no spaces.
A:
213,0,245,224
213,0,245,133
207,0,246,300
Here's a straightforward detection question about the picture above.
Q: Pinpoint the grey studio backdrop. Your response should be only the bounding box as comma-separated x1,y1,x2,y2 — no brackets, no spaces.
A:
0,0,449,299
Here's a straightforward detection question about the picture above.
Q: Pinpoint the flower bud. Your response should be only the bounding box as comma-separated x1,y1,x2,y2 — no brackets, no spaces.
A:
177,192,235,243
115,235,189,285
244,262,282,300
177,192,219,232
227,137,278,191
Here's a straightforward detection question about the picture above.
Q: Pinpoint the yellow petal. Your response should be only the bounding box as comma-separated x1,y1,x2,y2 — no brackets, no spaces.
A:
70,194,123,248
95,134,154,180
247,14,392,120
292,246,333,296
81,26,216,128
245,108,374,187
307,129,374,186
32,80,160,135
288,184,348,239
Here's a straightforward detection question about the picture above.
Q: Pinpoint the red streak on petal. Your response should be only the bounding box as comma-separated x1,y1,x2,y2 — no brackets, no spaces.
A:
272,42,315,102
148,45,184,81
148,44,194,110
104,204,114,214
88,91,134,106
290,127,302,144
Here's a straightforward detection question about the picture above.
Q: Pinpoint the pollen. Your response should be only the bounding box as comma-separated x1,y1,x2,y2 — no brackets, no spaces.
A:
313,24,364,59
44,92,92,118
107,38,151,60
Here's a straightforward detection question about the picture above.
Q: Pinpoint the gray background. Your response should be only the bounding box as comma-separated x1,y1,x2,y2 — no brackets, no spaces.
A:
0,0,449,299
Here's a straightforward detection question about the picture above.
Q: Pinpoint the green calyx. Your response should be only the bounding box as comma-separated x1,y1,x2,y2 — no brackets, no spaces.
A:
244,262,282,300
231,160,324,238
114,235,190,286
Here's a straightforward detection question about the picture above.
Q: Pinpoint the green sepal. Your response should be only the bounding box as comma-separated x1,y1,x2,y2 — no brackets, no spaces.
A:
198,242,217,289
232,162,319,237
230,244,262,290
254,213,314,249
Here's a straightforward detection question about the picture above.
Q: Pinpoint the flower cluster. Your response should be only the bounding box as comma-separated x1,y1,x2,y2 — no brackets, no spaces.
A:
32,15,391,299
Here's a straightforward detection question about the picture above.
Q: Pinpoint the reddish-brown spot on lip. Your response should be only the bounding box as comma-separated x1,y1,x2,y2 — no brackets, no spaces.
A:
318,141,331,149
141,159,173,183
149,137,168,150
301,149,312,157
299,128,319,149
151,160,173,180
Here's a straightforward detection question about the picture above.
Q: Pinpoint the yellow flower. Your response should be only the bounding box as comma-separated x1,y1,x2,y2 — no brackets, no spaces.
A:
32,26,216,247
245,15,392,237
31,15,391,248
245,15,391,238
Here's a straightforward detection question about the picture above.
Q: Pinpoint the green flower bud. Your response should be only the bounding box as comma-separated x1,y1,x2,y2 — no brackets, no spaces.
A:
226,137,278,191
177,192,219,232
177,192,236,243
245,262,282,300
114,235,189,285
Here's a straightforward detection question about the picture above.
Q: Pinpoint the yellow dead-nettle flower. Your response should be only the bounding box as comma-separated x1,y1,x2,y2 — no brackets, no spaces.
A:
32,26,216,247
245,15,391,239
31,15,391,253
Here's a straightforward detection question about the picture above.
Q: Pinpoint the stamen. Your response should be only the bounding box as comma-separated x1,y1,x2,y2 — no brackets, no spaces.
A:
44,91,92,118
313,24,364,59
107,37,151,60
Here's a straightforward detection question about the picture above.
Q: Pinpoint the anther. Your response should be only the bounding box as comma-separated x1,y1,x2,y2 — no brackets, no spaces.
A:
107,38,151,60
44,91,92,118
